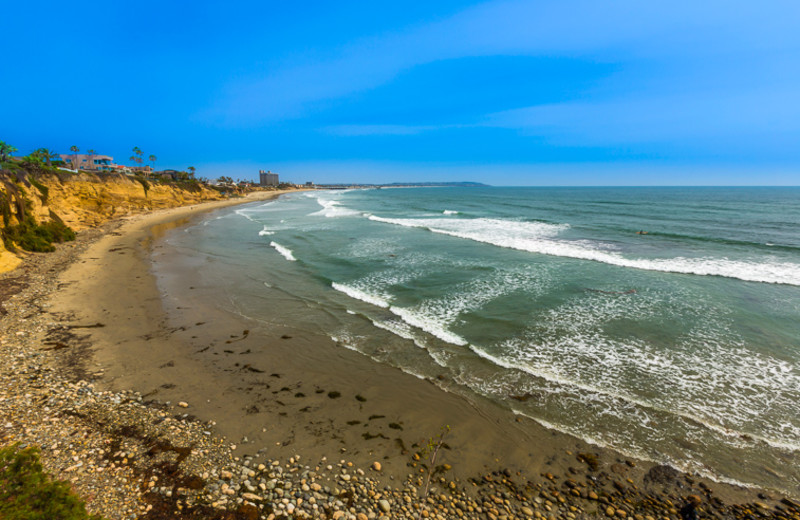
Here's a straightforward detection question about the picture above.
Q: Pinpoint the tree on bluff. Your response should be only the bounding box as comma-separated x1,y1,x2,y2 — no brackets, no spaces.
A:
0,140,18,162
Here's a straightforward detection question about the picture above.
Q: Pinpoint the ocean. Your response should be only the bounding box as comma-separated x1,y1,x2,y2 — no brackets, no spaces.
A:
158,186,800,496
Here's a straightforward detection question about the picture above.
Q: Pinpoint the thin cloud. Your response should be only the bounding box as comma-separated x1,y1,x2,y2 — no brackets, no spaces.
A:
483,87,800,146
200,0,800,126
323,123,472,136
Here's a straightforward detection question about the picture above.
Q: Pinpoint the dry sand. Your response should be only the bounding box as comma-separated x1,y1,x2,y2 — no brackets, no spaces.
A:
44,189,778,508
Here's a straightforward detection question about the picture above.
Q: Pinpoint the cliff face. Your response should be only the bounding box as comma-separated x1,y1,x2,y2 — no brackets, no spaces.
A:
35,171,225,230
0,165,228,272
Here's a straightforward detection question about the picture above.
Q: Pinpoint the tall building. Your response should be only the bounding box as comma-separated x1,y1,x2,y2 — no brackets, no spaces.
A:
259,170,279,186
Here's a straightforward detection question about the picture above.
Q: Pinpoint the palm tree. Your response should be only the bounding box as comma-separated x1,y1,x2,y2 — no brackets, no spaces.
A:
69,145,79,170
131,146,145,177
34,148,58,166
0,141,17,162
149,154,157,171
87,149,96,170
187,166,196,179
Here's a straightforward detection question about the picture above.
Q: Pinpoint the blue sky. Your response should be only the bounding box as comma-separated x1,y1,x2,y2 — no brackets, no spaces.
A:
3,0,800,185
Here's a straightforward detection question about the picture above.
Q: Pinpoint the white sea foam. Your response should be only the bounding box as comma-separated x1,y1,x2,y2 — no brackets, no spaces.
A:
368,215,800,285
371,318,428,349
473,289,800,452
203,215,228,226
258,226,274,236
389,306,468,346
384,266,550,348
234,208,260,223
330,332,429,379
443,210,459,215
332,282,390,308
507,408,764,493
310,196,360,218
342,238,398,258
269,242,296,261
330,335,360,352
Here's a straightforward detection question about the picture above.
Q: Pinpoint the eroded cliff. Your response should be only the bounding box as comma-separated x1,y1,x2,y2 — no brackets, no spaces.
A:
0,164,230,272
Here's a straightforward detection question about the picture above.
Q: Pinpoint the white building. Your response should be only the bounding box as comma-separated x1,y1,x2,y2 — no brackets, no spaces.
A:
259,170,279,186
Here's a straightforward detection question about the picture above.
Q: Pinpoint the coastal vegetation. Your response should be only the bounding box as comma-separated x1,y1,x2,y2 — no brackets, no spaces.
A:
0,140,268,270
1,206,75,253
0,444,104,520
0,164,75,253
0,140,19,162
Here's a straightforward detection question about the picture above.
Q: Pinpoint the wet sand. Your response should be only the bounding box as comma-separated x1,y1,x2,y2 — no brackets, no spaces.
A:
45,190,790,512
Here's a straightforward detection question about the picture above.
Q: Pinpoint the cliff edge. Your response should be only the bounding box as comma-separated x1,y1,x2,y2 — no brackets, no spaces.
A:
0,163,231,272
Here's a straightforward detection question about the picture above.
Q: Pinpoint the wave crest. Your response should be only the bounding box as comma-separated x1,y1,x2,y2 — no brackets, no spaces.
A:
269,241,296,261
368,216,800,285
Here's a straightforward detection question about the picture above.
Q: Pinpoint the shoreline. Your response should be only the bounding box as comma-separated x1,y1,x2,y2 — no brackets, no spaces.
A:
1,192,797,519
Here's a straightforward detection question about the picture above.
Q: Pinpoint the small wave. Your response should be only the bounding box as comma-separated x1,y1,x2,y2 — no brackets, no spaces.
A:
332,282,390,308
468,341,800,453
202,215,227,227
507,408,765,494
371,319,428,349
368,215,800,285
234,209,259,223
329,333,430,379
389,306,468,346
331,280,469,346
330,335,360,353
269,242,296,261
443,210,459,215
258,226,274,236
643,230,800,253
311,197,361,218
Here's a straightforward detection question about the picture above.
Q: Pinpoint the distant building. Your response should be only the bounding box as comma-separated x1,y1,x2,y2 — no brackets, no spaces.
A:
59,153,114,171
259,170,279,186
154,169,182,180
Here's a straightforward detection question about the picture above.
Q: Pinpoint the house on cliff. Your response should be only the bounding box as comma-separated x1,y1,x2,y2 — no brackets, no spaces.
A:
59,153,115,171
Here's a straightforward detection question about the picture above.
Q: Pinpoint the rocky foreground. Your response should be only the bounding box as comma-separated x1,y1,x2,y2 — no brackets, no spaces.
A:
1,221,799,520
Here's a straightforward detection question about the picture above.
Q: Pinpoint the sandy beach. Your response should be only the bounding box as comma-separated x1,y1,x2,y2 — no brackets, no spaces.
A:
1,191,796,520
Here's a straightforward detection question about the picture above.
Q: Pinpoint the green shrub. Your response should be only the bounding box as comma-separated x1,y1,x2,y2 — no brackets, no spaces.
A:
28,176,49,203
1,191,11,227
2,214,75,253
0,443,104,520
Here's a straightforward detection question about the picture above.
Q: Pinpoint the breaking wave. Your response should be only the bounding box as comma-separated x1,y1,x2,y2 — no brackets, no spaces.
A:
269,242,296,261
368,216,800,285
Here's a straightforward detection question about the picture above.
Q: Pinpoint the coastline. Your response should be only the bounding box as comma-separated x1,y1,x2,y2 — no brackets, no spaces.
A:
1,192,796,520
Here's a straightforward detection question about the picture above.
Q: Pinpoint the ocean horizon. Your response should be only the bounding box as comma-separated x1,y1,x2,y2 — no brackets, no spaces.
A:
157,186,800,496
